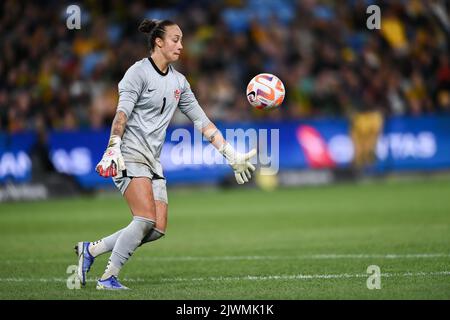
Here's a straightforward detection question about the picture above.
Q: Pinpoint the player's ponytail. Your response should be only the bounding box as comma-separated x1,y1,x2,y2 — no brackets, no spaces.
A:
139,18,176,52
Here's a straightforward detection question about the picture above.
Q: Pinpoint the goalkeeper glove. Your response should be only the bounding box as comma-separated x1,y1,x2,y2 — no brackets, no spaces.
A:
95,135,126,178
219,143,257,184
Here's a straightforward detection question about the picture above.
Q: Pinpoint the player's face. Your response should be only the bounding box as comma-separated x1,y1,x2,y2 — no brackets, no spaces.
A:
161,25,183,62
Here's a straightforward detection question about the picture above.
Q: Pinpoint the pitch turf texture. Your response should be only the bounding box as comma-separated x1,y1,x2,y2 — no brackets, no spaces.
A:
0,176,449,299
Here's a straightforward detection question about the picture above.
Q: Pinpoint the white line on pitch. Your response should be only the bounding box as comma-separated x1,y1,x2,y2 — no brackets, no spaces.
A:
1,253,449,264
136,253,450,261
0,253,450,265
0,271,449,283
160,271,450,283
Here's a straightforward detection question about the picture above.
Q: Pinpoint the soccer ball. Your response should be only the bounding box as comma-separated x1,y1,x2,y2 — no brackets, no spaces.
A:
246,73,285,110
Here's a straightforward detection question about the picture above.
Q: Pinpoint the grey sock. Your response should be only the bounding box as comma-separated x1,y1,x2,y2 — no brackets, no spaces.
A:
108,216,155,271
91,225,165,257
102,229,124,252
89,229,124,257
141,228,165,245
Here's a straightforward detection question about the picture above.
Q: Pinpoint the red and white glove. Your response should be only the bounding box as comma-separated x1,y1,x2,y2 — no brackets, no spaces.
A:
219,143,257,184
95,135,126,178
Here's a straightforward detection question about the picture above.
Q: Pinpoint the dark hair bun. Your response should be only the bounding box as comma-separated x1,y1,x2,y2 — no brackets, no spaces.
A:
139,18,176,52
138,19,159,34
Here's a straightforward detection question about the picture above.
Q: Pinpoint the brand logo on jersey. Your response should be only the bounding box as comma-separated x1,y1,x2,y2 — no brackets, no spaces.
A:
174,89,181,101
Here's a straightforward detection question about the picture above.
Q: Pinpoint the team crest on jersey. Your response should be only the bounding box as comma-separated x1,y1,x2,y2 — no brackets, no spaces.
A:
174,89,181,101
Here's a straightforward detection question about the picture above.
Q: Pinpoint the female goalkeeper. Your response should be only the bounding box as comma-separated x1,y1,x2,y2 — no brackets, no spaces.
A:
76,19,256,290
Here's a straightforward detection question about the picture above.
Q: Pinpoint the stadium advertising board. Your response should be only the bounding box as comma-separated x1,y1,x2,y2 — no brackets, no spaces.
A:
1,116,449,188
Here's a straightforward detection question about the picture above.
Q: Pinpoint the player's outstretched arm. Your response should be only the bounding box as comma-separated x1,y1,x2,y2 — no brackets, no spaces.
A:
202,122,257,184
178,76,256,184
95,111,128,178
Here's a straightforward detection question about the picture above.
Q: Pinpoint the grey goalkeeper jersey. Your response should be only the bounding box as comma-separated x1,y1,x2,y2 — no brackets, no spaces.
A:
116,57,211,178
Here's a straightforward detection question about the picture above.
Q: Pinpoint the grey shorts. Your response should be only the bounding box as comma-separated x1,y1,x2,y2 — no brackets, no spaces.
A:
113,162,168,204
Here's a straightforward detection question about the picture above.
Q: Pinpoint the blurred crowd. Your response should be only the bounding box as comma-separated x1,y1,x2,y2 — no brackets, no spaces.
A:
1,0,449,133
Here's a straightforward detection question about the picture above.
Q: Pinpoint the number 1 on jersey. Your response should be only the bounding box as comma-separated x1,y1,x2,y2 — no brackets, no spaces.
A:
160,97,166,114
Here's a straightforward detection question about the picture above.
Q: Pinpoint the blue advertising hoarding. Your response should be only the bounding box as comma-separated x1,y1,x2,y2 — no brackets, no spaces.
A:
1,116,449,188
0,132,36,184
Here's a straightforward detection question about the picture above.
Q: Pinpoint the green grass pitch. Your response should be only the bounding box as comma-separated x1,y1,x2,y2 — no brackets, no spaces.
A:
0,176,449,299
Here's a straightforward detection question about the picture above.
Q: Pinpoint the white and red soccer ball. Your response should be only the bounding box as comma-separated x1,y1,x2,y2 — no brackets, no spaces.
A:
246,73,285,110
